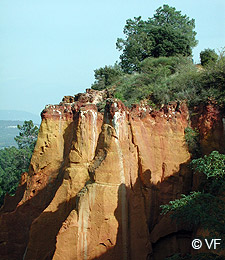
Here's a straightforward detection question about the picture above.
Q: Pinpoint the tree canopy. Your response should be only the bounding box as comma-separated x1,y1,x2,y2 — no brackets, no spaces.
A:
200,48,218,67
116,5,197,73
91,64,123,90
14,120,38,150
0,120,38,206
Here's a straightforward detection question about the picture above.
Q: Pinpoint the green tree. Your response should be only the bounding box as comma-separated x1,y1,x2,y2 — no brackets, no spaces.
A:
91,64,123,90
14,120,38,150
200,48,218,67
161,151,225,249
0,147,23,205
0,120,38,206
184,126,200,157
200,50,225,108
116,5,197,73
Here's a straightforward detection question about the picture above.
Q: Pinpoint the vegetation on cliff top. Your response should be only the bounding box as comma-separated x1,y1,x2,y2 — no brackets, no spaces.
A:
116,5,197,73
91,5,225,259
93,50,225,110
0,4,224,259
200,48,219,67
91,5,225,112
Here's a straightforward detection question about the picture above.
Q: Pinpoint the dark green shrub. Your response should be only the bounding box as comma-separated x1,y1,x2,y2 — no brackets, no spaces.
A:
184,127,200,156
91,64,123,90
200,48,218,67
141,55,192,74
200,50,225,108
113,56,199,107
161,151,225,249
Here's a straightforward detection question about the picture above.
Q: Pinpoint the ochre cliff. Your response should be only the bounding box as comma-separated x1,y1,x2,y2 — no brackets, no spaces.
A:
0,89,224,260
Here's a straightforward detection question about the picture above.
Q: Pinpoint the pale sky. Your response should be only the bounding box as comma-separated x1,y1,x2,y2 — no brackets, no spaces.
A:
0,0,224,119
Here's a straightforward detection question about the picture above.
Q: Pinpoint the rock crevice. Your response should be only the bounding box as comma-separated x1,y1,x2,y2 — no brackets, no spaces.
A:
0,89,224,260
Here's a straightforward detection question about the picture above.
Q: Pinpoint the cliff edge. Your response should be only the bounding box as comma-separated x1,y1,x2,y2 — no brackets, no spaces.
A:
0,89,224,260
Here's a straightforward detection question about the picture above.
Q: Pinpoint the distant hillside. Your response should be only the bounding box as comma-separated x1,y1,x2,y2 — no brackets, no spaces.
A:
0,110,40,124
0,120,39,149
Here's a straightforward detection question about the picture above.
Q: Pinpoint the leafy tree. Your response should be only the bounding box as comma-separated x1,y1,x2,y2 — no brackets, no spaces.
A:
116,16,151,73
14,120,38,150
200,50,225,108
0,120,38,206
184,127,200,157
192,151,225,181
91,64,123,90
0,147,23,205
116,5,197,73
161,151,225,250
200,48,218,67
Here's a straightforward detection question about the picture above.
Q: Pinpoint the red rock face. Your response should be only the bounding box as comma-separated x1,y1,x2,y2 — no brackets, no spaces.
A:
191,101,225,154
0,90,224,260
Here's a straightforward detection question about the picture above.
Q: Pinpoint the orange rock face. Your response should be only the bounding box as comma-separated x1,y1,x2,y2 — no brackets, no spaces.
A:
0,90,224,260
191,101,225,155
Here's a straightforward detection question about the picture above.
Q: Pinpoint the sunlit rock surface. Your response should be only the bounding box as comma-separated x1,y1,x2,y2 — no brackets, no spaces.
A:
0,89,224,260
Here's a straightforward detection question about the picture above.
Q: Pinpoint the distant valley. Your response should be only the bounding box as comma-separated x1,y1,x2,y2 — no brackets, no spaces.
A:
0,120,23,149
0,110,40,123
0,110,40,149
0,120,40,149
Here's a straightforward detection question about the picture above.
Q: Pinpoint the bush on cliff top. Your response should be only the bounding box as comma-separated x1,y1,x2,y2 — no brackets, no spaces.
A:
91,4,224,110
92,51,225,110
91,64,123,91
200,48,218,67
113,55,199,107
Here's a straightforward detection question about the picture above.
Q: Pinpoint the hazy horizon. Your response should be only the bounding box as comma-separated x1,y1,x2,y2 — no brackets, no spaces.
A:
1,0,224,116
0,109,41,123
